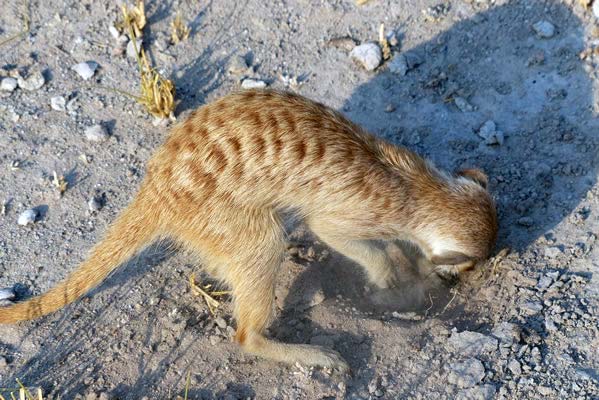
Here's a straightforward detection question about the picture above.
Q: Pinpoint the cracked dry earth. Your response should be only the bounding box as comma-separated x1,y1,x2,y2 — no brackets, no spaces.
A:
0,0,598,399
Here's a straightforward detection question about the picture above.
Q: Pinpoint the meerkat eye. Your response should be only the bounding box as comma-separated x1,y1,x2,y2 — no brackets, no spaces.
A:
430,251,473,266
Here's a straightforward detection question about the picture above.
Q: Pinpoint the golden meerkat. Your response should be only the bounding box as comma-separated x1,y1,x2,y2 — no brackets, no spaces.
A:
0,90,497,371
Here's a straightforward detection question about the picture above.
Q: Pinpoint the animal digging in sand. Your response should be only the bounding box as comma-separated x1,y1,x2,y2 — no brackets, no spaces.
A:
0,90,498,371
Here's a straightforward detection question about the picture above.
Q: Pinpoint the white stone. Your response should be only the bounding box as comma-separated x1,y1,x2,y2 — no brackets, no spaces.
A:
72,61,98,80
51,96,66,111
17,209,37,226
241,78,267,89
0,287,16,301
0,77,18,92
448,331,498,357
350,43,382,71
85,124,109,142
127,38,143,59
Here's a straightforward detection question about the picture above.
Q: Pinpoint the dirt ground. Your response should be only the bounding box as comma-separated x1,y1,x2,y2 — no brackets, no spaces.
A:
1,0,598,399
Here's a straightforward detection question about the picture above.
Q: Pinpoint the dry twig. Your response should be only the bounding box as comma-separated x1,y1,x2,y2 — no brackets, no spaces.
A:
189,273,230,315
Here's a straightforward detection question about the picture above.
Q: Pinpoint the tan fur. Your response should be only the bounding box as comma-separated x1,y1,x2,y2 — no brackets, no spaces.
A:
0,89,497,371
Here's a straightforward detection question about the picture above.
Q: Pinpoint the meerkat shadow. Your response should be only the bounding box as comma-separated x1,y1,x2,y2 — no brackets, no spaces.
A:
286,0,595,320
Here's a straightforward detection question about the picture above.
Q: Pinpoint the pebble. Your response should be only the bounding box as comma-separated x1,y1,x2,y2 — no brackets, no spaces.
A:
508,359,522,377
51,96,67,111
0,287,16,301
88,196,103,212
209,335,222,345
17,209,37,226
517,217,533,227
594,1,599,19
454,96,474,112
241,78,267,89
127,38,143,59
17,70,45,91
0,356,7,370
84,124,109,142
532,20,555,39
228,55,251,75
350,43,382,71
448,331,498,357
456,384,496,400
214,316,227,329
491,322,520,346
72,61,98,80
477,120,504,145
447,358,485,388
389,54,409,76
520,301,543,314
0,77,18,92
109,25,121,40
537,275,553,290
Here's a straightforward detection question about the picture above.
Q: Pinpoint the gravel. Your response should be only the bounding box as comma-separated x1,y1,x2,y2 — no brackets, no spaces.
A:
350,43,383,71
447,358,485,388
456,384,496,400
448,331,498,357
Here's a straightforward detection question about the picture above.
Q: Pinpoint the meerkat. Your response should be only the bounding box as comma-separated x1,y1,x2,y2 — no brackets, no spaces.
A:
0,89,497,372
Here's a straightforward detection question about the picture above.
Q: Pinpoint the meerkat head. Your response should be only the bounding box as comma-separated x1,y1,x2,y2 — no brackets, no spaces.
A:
411,168,498,274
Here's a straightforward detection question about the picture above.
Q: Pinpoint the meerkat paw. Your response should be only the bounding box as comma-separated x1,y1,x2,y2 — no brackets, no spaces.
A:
295,344,350,373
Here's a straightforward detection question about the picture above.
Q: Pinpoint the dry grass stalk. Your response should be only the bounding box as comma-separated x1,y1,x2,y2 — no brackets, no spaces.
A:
170,12,190,45
0,379,44,400
119,1,176,120
0,7,30,48
379,23,391,60
118,0,146,38
52,171,68,196
189,273,230,315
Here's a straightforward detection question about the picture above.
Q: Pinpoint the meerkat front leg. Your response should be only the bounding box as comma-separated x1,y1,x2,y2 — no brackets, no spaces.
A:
308,218,398,289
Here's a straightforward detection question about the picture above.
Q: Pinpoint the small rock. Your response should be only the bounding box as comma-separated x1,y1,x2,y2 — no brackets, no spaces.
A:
507,359,521,376
228,55,251,75
72,61,98,80
517,217,533,227
127,38,143,59
448,331,498,357
389,54,409,75
368,377,381,394
51,96,67,111
85,124,109,142
0,287,16,301
308,290,325,308
532,20,555,39
447,358,485,388
0,77,18,92
98,393,109,400
209,335,222,345
241,78,267,89
520,301,543,314
477,120,504,145
350,43,382,71
456,384,496,400
454,96,474,112
214,316,227,329
491,322,520,346
88,196,103,212
537,275,553,290
17,70,45,91
544,246,562,258
0,356,8,370
545,318,558,332
594,1,599,19
17,209,37,226
109,25,121,40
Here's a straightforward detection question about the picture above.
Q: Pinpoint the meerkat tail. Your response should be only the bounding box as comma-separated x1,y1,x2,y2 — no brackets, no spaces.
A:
0,196,161,324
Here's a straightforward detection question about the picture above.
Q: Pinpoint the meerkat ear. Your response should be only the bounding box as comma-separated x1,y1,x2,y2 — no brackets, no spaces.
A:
458,168,488,189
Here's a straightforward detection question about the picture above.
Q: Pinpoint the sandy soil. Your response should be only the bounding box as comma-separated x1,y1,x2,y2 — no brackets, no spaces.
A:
0,0,598,399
